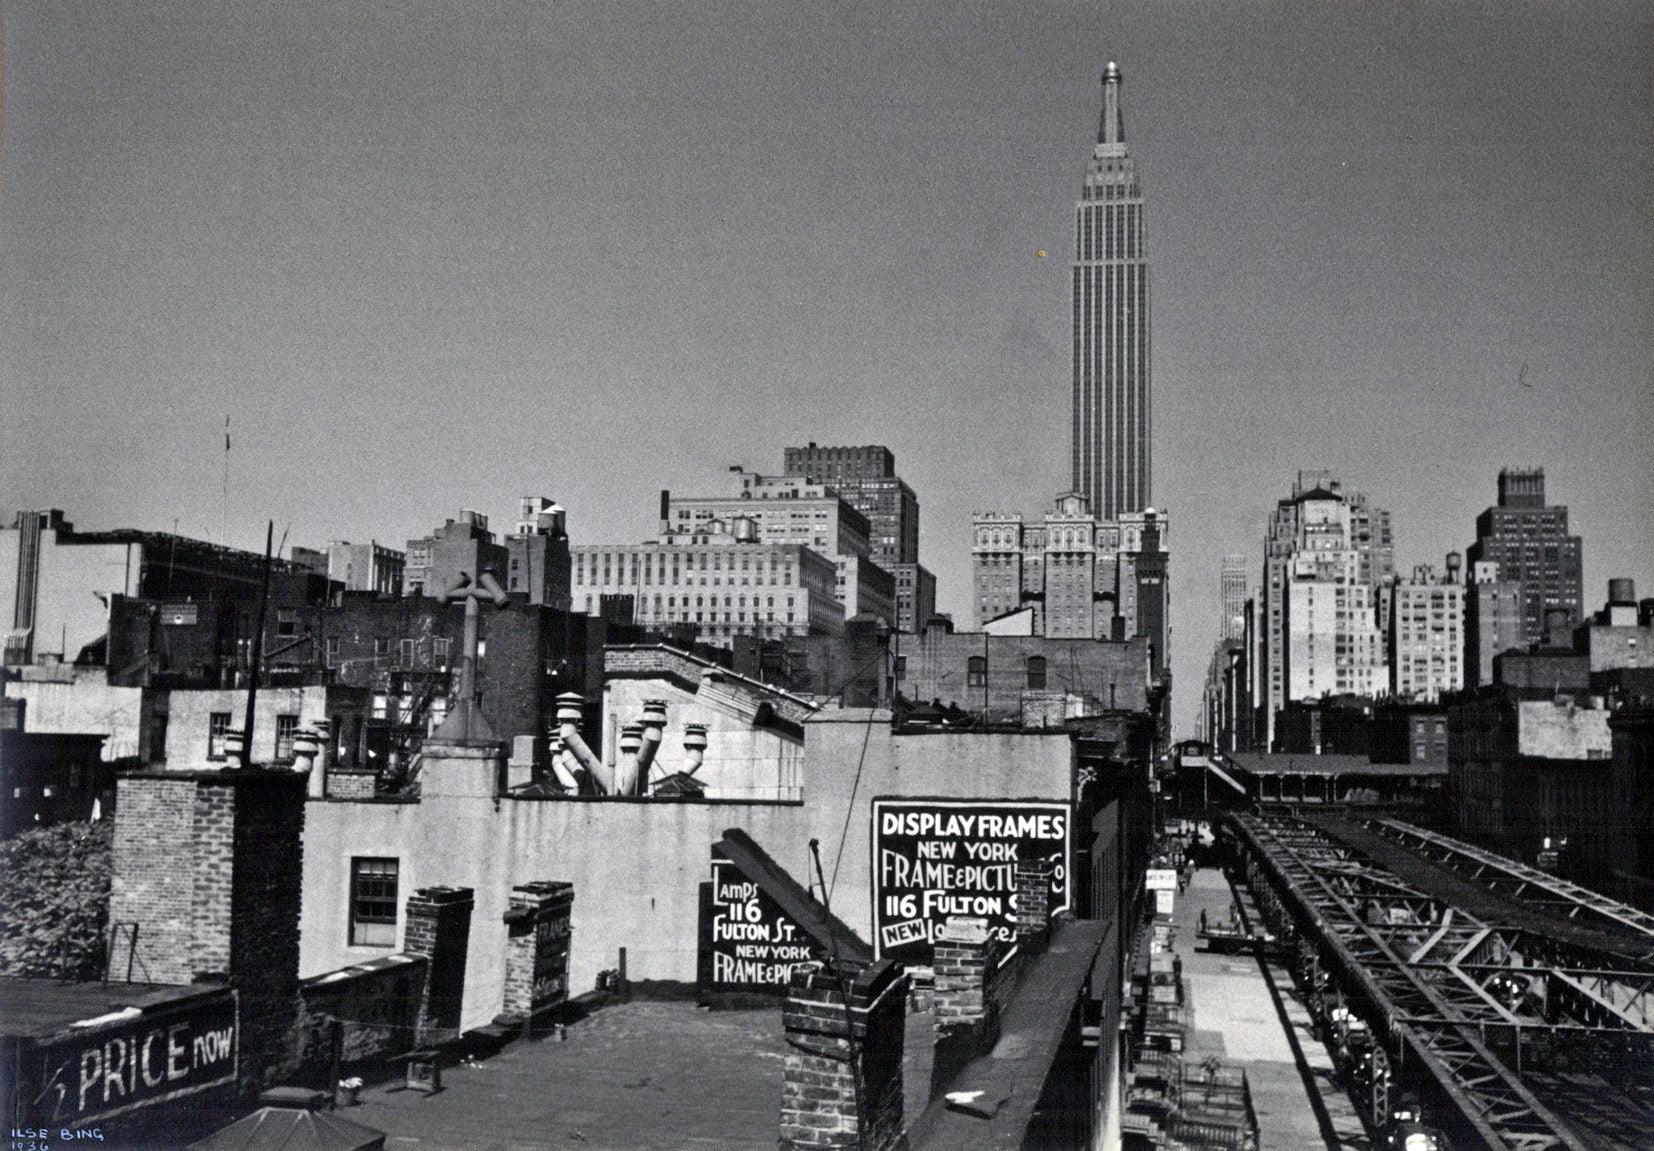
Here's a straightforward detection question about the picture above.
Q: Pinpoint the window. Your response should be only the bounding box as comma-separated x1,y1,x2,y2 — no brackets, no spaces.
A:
1026,656,1047,690
967,656,986,687
208,712,232,760
350,858,399,946
276,609,298,638
401,638,417,667
275,714,299,762
894,656,907,681
324,636,340,667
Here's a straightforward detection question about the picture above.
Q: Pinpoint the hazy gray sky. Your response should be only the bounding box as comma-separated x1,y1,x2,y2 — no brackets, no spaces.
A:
4,1,1650,735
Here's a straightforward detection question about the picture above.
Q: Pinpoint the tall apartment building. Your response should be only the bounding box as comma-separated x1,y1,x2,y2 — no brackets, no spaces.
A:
662,472,895,626
326,541,405,595
1220,555,1248,642
570,523,843,643
1466,468,1584,645
1464,559,1526,687
1388,556,1465,702
970,495,1169,674
782,443,932,631
1261,473,1391,746
404,510,508,598
503,497,572,610
890,564,936,633
1073,62,1151,521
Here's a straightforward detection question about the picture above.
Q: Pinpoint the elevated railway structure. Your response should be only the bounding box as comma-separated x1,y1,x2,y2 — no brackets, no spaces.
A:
1224,811,1654,1151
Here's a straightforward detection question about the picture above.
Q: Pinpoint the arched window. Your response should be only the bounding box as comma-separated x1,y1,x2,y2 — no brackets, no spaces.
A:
967,656,986,687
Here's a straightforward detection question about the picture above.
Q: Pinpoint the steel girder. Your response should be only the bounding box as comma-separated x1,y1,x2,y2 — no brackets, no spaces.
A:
1231,813,1607,1151
1367,819,1654,940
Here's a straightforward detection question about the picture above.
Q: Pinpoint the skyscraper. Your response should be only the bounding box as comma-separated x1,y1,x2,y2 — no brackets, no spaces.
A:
1072,62,1150,521
1220,555,1248,641
1466,468,1583,646
1260,473,1392,747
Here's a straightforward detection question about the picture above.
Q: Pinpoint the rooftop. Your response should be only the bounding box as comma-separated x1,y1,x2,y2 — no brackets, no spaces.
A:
0,977,226,1041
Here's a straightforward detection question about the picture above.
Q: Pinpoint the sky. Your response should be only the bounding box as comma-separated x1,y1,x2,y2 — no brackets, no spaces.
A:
4,1,1651,736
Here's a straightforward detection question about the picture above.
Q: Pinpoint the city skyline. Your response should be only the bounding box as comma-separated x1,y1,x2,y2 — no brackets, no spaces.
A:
3,1,1650,737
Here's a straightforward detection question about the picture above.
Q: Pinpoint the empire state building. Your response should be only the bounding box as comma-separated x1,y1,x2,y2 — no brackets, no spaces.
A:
1072,62,1150,522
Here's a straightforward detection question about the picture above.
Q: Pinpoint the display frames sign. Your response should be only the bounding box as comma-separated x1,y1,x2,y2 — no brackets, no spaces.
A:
871,798,1071,967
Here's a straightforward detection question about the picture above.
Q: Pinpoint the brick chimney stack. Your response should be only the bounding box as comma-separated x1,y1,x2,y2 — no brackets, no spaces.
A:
779,959,908,1151
106,770,306,1097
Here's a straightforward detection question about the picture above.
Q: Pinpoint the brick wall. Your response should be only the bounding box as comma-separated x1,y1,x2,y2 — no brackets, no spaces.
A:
107,771,307,1097
298,955,427,1072
780,959,907,1151
108,777,197,983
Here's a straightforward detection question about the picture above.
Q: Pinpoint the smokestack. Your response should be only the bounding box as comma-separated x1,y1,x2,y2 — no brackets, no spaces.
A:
556,691,611,793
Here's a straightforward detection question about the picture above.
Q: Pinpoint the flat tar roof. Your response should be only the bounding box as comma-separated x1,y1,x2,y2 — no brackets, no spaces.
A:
0,977,227,1041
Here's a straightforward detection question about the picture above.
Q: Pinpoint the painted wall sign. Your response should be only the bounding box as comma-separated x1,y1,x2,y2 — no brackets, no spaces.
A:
698,859,824,992
532,914,573,1012
27,992,237,1126
871,798,1070,966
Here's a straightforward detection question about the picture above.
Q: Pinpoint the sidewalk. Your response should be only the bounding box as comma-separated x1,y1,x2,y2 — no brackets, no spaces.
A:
1170,867,1371,1150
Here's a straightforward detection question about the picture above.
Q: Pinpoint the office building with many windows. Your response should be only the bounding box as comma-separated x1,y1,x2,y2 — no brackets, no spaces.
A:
1073,62,1151,521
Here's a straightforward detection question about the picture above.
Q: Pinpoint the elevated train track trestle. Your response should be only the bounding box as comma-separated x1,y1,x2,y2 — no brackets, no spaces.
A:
1222,811,1654,1151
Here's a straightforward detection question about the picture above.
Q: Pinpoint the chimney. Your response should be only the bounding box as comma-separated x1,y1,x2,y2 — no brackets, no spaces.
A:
929,916,1004,1096
1014,855,1056,952
500,881,574,1033
1609,578,1636,606
107,771,306,1096
404,886,475,1046
780,959,908,1151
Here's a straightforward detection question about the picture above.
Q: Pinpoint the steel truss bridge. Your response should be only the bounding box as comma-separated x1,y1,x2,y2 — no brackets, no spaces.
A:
1225,812,1654,1151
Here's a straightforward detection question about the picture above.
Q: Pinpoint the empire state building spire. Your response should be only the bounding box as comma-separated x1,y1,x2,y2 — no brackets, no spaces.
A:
1098,60,1124,146
1072,61,1150,521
